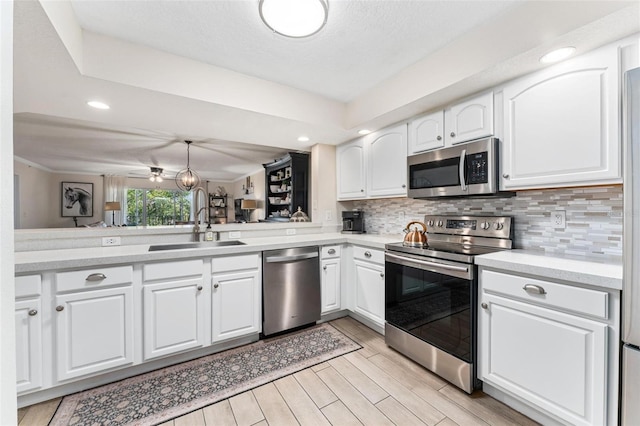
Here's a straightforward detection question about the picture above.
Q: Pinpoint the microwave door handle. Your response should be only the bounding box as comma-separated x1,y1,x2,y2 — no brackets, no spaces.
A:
459,149,467,191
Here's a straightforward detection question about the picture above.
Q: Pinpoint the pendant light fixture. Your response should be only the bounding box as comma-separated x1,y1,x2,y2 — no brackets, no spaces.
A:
149,167,164,183
175,140,200,191
259,0,328,38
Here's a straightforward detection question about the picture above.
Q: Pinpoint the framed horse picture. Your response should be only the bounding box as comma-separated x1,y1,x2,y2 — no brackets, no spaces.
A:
61,182,94,217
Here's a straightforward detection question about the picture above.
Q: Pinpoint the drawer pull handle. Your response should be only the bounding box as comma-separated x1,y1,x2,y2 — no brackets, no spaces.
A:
197,285,203,291
28,309,38,316
380,272,384,278
364,251,372,258
214,283,220,289
327,249,336,255
86,273,107,282
323,265,327,270
481,303,488,310
523,284,546,295
56,305,64,312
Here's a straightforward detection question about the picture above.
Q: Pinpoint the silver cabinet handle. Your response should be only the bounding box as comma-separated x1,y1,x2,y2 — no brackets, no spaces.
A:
481,303,488,309
86,273,107,282
361,189,364,192
459,148,467,192
364,251,372,258
327,249,336,255
197,285,203,291
450,132,456,137
523,284,546,295
213,283,219,289
380,273,384,278
56,305,64,312
28,309,38,316
401,184,406,188
323,265,327,270
503,173,510,179
436,135,442,141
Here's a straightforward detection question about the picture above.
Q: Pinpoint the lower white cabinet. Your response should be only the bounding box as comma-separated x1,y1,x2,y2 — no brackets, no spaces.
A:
55,285,134,381
15,274,43,394
321,245,341,314
479,268,616,426
352,247,385,327
211,254,261,343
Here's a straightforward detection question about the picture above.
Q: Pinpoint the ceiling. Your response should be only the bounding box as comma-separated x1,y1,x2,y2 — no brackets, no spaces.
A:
12,0,640,181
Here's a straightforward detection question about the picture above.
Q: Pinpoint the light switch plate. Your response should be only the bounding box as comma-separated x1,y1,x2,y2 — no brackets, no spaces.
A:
286,229,296,235
229,231,241,239
102,237,121,246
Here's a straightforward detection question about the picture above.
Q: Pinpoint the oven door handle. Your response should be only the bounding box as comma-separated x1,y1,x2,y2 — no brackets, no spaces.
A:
385,252,470,275
459,148,467,192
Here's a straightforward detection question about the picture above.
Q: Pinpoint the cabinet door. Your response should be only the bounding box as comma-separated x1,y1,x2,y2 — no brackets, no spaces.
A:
336,139,366,200
211,270,261,342
143,279,205,360
15,298,42,393
321,258,341,314
501,46,619,190
445,91,494,145
408,110,445,154
55,286,134,381
479,293,607,426
367,123,408,198
353,259,385,327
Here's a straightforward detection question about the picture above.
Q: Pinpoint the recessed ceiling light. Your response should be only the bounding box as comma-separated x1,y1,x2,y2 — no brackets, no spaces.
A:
298,136,310,142
259,0,328,38
87,101,110,110
358,129,371,135
539,47,576,64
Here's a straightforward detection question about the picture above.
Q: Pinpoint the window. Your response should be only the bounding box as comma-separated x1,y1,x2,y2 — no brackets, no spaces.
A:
126,189,192,226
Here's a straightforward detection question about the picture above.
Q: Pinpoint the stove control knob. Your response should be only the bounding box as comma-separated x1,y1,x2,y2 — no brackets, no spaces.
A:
481,221,490,230
437,220,444,227
427,220,434,227
493,222,503,230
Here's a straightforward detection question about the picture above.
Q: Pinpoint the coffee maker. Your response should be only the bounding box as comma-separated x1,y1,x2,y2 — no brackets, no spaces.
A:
342,210,365,234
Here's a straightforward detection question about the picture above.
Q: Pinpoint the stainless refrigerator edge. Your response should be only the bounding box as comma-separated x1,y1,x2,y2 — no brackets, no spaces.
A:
622,67,640,425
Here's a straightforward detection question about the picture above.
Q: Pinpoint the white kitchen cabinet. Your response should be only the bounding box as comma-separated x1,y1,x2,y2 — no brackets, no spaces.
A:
211,254,261,343
336,138,366,200
337,123,407,200
321,245,341,314
142,259,205,360
352,247,385,328
445,91,494,145
408,110,445,154
55,285,134,381
500,44,620,190
15,275,42,394
479,268,616,426
366,123,408,198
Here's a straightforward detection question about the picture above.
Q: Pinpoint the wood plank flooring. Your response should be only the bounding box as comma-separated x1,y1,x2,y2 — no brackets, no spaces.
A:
18,317,538,426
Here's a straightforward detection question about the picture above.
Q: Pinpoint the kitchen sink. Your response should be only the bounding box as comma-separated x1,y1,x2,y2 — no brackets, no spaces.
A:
148,241,246,251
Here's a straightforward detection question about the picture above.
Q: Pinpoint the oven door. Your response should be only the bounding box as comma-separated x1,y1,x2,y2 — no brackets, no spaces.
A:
385,251,476,363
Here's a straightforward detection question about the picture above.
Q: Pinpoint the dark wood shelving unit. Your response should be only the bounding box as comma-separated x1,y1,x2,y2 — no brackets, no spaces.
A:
263,152,310,222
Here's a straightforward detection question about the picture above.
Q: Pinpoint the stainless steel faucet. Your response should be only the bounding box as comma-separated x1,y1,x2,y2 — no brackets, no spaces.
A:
192,187,209,242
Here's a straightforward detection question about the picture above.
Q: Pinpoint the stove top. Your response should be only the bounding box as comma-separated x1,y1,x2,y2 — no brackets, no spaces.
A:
386,215,514,264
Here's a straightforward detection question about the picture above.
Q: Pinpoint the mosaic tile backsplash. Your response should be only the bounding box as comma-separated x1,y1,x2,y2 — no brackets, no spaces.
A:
348,185,623,260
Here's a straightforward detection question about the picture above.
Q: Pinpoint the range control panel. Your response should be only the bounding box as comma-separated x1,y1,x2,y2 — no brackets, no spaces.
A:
424,215,512,239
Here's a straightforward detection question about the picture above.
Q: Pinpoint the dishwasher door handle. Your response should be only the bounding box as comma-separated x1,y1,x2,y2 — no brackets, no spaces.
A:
265,252,319,263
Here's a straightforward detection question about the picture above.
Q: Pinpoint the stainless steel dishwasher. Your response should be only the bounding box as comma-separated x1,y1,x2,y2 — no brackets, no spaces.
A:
262,246,321,336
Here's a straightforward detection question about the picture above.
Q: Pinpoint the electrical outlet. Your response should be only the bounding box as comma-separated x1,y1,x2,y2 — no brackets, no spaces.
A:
286,228,296,235
324,210,332,221
552,210,566,229
102,237,121,247
229,231,241,239
398,211,405,221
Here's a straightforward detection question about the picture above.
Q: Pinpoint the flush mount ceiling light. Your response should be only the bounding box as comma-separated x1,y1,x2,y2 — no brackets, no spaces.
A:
259,0,328,38
297,136,310,142
149,167,164,183
358,129,371,135
175,141,201,191
540,47,576,64
87,100,110,110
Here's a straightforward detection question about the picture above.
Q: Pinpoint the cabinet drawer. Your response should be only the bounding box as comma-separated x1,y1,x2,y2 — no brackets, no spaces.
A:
353,246,384,264
481,269,608,319
321,245,341,259
15,275,41,298
212,254,260,273
143,259,203,282
56,266,133,293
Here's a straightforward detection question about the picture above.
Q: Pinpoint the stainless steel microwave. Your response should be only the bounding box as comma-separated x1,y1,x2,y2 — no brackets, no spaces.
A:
407,137,510,198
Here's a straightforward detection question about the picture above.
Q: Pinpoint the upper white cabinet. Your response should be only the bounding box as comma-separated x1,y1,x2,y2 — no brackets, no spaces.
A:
500,44,620,190
408,110,445,154
337,123,407,200
445,91,494,145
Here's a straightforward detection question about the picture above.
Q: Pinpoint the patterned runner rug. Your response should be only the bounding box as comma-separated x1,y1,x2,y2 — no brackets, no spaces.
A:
50,323,360,426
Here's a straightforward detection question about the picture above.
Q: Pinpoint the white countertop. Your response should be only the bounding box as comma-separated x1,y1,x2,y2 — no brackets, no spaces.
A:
475,250,623,290
14,233,401,273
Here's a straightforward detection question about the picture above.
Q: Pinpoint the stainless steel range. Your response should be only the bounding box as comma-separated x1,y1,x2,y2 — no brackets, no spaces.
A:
385,215,513,393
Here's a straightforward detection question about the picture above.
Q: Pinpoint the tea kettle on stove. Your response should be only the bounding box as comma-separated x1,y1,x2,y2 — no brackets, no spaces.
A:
403,221,428,248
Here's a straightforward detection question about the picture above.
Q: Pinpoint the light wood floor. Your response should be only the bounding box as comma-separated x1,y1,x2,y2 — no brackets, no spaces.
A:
18,317,538,426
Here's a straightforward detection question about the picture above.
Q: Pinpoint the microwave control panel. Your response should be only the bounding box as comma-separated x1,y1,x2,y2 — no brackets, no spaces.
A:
466,152,488,184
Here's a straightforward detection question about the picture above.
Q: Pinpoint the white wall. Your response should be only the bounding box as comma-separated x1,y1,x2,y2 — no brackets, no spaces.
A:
0,0,17,422
231,169,265,222
310,144,338,228
13,160,52,229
